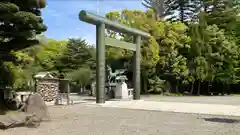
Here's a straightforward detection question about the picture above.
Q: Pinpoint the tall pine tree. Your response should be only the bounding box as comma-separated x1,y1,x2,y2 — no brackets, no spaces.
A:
0,0,47,87
142,0,165,20
0,0,47,61
164,0,200,23
202,0,239,33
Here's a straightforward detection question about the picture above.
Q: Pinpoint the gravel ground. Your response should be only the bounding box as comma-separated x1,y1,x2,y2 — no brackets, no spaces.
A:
1,104,240,135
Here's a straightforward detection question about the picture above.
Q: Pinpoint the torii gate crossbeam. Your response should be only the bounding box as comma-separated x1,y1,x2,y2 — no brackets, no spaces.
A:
79,10,150,103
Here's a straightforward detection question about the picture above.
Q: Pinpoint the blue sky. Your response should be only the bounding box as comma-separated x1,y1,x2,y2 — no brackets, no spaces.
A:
41,0,146,45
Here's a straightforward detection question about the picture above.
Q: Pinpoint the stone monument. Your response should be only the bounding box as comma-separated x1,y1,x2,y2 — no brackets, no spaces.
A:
91,65,129,100
34,72,59,105
115,76,132,99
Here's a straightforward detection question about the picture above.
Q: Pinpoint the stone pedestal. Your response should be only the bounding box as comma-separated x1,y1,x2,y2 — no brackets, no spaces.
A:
115,82,129,99
91,82,96,97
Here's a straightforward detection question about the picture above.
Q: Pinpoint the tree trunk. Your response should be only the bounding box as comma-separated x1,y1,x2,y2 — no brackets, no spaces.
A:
176,80,179,93
142,71,148,94
190,81,194,95
89,84,93,96
152,0,164,21
179,2,184,23
180,10,184,23
169,83,172,93
197,80,201,95
207,81,211,94
80,84,83,93
222,83,225,96
154,11,160,21
143,76,148,93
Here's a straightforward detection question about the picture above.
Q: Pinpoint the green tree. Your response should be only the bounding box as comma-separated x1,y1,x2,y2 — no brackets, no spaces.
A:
205,25,239,85
142,0,165,20
35,39,67,73
0,0,47,59
67,67,93,92
164,0,200,23
105,9,161,93
202,0,239,33
155,21,190,93
0,0,47,89
56,38,95,74
187,13,208,94
188,12,239,94
105,9,191,93
148,76,167,93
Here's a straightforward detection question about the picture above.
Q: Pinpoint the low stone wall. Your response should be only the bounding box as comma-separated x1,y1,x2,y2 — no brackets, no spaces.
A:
35,78,59,103
17,78,71,105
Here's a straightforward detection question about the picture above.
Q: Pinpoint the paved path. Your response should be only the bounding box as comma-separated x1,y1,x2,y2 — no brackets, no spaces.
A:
1,104,240,135
141,95,240,105
86,100,240,116
66,95,240,116
69,94,240,105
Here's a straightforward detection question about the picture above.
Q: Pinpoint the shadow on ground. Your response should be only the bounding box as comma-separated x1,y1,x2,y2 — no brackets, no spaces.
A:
83,99,96,101
203,118,240,124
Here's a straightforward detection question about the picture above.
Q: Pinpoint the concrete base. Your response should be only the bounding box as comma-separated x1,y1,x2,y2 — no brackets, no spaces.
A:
45,101,55,106
115,82,132,99
109,97,133,101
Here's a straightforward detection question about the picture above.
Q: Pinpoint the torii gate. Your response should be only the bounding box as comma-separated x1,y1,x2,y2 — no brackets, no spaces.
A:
79,10,150,103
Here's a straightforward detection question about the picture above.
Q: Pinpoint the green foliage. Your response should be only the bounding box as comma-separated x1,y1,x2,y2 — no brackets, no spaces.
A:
36,39,67,71
105,9,191,93
142,36,160,68
0,0,47,54
142,0,165,20
0,62,14,88
148,76,167,93
0,0,47,89
1,0,240,96
0,61,32,90
206,25,239,84
164,0,200,23
67,67,93,87
104,2,240,94
56,38,95,74
156,21,190,84
202,0,238,33
105,9,160,71
194,56,208,81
